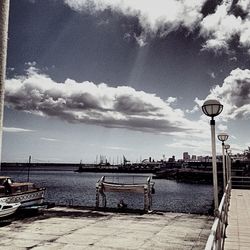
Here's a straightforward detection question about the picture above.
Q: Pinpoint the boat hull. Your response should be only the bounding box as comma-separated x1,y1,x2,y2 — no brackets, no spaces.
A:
0,203,21,218
0,188,45,207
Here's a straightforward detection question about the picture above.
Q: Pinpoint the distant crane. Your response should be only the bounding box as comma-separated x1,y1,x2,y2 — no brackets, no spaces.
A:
123,155,130,166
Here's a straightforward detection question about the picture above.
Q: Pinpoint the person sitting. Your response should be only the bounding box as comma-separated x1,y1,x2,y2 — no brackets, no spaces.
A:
3,179,12,195
117,199,127,209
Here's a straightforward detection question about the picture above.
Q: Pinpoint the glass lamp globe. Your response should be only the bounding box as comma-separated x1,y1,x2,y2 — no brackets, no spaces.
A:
218,132,229,142
202,99,223,118
224,144,230,150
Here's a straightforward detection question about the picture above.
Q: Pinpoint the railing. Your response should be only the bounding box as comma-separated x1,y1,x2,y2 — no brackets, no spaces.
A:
231,176,250,189
205,181,231,250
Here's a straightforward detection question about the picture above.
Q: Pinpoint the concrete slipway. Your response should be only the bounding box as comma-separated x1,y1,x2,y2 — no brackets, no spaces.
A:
0,207,213,250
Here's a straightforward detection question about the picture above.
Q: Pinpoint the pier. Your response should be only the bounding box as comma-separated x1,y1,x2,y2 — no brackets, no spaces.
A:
205,178,250,250
224,189,250,249
0,207,212,249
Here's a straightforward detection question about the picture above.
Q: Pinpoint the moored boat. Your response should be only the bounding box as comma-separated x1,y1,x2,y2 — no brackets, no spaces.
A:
0,202,21,218
0,176,45,207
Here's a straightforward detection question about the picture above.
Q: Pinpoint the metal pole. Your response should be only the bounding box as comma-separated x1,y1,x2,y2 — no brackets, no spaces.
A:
27,155,31,182
225,150,228,187
210,118,219,212
228,154,232,189
0,0,10,171
222,143,226,191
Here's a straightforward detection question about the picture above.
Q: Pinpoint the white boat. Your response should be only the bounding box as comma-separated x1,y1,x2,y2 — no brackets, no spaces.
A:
0,202,21,218
0,176,45,207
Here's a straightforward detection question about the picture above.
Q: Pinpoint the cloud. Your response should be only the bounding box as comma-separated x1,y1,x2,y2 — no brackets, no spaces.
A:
217,124,228,131
168,137,245,155
202,39,229,53
209,72,216,79
3,127,34,133
237,0,250,12
40,137,59,142
25,61,37,67
196,68,250,120
166,96,177,104
168,140,210,152
134,33,147,47
64,0,206,34
200,0,250,53
185,105,199,114
5,67,204,135
63,0,250,53
103,145,132,151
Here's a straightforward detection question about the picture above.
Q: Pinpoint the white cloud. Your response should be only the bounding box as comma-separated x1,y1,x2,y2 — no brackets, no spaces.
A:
230,143,248,153
217,124,228,131
168,137,245,155
196,68,250,120
40,137,59,142
25,61,37,67
103,145,132,151
166,96,177,104
201,39,229,53
200,0,250,53
3,127,34,133
64,0,250,53
167,137,213,155
237,0,250,12
134,33,147,47
64,0,206,34
210,72,216,79
185,105,199,114
5,67,203,135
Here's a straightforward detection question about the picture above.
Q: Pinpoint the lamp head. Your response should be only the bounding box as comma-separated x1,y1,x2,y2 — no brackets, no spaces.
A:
217,132,229,142
224,144,230,150
202,99,223,118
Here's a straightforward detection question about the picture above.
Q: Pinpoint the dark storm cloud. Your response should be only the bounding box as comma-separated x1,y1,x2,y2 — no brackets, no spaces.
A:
114,95,160,115
5,67,200,134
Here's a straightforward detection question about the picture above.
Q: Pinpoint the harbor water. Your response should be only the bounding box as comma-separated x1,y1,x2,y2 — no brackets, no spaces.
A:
1,171,213,214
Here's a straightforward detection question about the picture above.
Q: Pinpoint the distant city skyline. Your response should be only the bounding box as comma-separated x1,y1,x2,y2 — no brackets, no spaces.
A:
3,0,250,162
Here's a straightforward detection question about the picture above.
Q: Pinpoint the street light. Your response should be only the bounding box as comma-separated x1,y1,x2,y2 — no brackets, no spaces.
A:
202,99,223,212
217,133,229,191
224,144,231,184
0,0,10,171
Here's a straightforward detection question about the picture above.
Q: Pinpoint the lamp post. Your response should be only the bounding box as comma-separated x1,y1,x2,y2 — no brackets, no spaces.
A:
224,144,231,185
202,99,223,212
0,0,10,171
217,133,229,191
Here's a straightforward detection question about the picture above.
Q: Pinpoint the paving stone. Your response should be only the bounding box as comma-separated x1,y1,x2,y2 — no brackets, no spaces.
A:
0,207,213,250
224,189,250,250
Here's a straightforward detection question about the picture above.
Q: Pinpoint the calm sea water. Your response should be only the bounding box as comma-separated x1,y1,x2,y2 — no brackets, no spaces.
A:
1,171,213,214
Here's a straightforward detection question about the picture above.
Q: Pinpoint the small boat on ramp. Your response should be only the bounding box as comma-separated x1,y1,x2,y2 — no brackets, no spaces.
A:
0,202,21,218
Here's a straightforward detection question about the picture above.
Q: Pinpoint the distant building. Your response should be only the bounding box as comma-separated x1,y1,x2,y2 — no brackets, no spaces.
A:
197,156,203,162
168,155,176,162
183,152,190,162
191,155,196,161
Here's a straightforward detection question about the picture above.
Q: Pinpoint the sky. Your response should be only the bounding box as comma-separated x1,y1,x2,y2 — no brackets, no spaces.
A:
2,0,250,163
